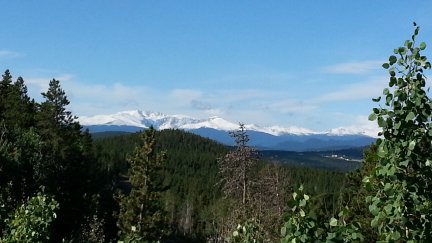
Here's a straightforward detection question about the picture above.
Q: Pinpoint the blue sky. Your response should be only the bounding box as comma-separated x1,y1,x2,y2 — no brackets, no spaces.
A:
1,1,432,131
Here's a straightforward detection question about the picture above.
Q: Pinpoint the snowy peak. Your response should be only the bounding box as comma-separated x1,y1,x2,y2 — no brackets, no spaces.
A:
179,116,239,131
81,110,189,129
79,110,378,137
79,110,146,128
79,110,238,132
79,110,317,136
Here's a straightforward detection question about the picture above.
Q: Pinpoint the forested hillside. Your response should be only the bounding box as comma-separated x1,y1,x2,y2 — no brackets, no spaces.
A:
93,128,347,241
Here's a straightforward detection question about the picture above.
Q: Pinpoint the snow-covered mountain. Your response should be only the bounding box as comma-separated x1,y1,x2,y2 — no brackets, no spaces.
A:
79,110,378,151
79,110,377,136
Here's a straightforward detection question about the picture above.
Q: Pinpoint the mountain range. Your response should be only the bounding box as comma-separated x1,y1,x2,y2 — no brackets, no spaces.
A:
79,110,377,151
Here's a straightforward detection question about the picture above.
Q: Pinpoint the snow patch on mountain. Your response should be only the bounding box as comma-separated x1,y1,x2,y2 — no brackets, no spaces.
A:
179,117,239,131
79,110,147,128
249,125,319,136
324,126,379,138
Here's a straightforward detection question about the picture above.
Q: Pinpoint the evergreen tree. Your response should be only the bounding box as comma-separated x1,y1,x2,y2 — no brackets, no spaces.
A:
35,78,83,184
0,71,106,241
9,77,36,128
35,78,96,241
40,79,74,125
0,70,13,117
117,127,168,241
37,79,79,154
0,70,35,129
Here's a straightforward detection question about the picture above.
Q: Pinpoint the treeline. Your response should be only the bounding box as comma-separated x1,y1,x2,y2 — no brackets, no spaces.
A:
0,69,351,242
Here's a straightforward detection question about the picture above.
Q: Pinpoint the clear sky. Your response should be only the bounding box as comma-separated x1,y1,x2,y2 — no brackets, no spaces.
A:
1,1,431,131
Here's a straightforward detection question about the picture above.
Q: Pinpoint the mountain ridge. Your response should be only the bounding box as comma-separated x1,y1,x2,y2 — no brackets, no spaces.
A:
79,109,379,137
79,110,377,152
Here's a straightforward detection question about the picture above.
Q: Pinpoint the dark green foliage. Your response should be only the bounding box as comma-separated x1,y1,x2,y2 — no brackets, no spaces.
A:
36,78,80,161
0,70,13,122
0,125,45,232
0,70,35,131
94,129,349,241
261,149,361,172
0,71,106,242
284,165,346,218
336,145,378,241
280,186,323,242
117,127,168,241
91,131,131,140
94,129,229,240
38,79,75,126
0,71,41,227
33,78,99,241
280,185,364,243
156,129,228,239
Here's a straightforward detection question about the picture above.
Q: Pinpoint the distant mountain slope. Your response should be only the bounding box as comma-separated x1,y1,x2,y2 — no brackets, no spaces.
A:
80,110,377,151
86,125,143,133
90,131,132,140
184,127,375,152
260,150,361,172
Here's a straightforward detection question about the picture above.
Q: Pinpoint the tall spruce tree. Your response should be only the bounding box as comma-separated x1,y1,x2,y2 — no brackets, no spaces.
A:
0,70,13,117
117,127,168,241
6,77,35,129
9,76,36,128
37,79,78,149
0,70,12,96
36,78,79,185
0,71,35,128
36,78,94,241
